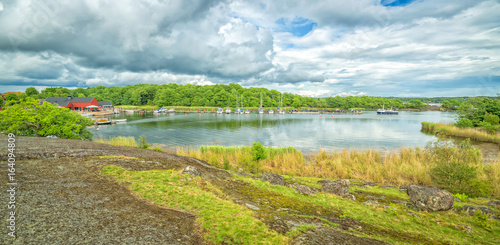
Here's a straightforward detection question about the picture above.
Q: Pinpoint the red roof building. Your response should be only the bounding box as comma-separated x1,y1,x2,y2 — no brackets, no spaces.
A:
44,96,99,111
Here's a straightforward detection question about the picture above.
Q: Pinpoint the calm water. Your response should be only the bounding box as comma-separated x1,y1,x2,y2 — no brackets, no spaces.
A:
90,111,456,150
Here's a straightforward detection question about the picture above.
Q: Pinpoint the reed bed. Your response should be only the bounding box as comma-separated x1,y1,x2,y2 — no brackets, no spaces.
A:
94,136,137,147
177,144,500,197
422,122,500,143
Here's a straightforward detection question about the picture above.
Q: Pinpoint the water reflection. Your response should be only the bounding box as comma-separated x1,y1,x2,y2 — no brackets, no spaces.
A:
92,111,456,150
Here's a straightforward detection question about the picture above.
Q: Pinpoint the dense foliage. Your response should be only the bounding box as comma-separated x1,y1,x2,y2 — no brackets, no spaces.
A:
0,97,94,140
25,84,437,109
455,97,500,128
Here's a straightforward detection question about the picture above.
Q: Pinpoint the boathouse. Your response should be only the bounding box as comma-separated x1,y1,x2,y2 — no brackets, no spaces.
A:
98,101,113,109
44,96,99,111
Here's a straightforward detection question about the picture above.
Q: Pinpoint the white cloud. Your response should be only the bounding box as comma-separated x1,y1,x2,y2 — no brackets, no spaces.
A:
0,0,499,97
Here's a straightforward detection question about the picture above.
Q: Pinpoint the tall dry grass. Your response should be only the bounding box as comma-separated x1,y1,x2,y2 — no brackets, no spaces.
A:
177,143,500,197
422,122,500,144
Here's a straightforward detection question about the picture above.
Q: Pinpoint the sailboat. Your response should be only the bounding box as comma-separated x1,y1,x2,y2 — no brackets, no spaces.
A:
258,92,264,114
277,93,285,114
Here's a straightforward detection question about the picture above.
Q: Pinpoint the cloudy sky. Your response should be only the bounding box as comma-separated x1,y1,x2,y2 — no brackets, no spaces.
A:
0,0,499,97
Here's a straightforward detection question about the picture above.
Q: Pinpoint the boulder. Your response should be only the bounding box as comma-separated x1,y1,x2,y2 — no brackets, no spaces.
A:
336,179,351,188
406,185,454,212
459,205,496,217
261,173,285,186
295,185,318,196
398,186,408,192
181,166,201,177
364,181,376,186
321,181,349,197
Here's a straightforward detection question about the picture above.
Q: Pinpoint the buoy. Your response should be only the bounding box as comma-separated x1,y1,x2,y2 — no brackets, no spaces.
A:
320,115,322,118
167,114,169,116
331,115,333,117
199,114,201,116
213,114,215,116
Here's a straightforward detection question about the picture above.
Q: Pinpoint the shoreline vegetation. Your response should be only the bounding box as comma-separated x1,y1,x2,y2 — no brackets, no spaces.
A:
422,122,500,144
95,135,500,198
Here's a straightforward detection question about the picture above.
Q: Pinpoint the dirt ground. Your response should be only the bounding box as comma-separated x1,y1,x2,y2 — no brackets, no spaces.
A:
0,136,231,244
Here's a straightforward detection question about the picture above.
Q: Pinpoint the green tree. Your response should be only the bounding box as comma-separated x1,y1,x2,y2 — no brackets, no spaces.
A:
25,87,39,97
5,93,18,101
0,97,93,140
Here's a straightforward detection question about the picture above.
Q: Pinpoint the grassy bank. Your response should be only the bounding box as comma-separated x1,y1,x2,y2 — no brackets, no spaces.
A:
94,136,500,197
421,122,500,144
101,161,500,245
178,144,500,198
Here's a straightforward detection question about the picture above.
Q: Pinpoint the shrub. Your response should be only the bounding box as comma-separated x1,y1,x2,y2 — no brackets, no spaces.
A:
223,156,230,170
484,113,500,125
137,135,150,149
252,142,268,162
455,118,474,128
151,146,163,152
240,155,262,174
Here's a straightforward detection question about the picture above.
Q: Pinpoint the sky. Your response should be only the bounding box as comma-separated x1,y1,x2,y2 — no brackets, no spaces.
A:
0,0,499,97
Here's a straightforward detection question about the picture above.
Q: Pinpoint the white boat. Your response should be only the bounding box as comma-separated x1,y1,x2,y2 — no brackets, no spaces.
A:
377,104,398,115
225,108,232,114
81,113,94,117
113,119,127,123
113,109,120,114
278,93,285,114
245,109,250,114
167,108,176,113
259,108,264,114
217,108,223,114
268,109,274,114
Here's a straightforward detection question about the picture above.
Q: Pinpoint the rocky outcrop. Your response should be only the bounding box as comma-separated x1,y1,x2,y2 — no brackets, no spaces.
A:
295,184,318,196
459,205,496,217
320,180,351,198
261,173,285,186
488,200,500,207
316,179,332,185
181,166,202,177
406,185,454,212
364,181,376,186
363,200,379,207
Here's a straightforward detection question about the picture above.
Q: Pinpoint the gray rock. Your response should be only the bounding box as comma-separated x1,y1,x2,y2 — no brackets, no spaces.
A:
295,185,318,196
346,194,356,201
459,205,496,217
321,181,349,197
336,179,352,188
457,224,473,234
364,181,376,186
316,179,332,185
181,166,201,177
488,200,500,207
245,203,260,211
399,186,408,192
363,200,379,207
261,173,285,186
406,185,454,212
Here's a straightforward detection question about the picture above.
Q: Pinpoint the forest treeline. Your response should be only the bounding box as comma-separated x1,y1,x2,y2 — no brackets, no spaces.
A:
10,83,495,110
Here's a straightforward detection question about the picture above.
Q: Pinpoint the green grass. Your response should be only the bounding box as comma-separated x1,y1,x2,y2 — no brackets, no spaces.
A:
232,174,500,245
101,165,288,244
94,136,137,147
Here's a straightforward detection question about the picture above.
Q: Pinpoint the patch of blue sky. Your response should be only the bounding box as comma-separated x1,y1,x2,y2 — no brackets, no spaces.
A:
381,0,415,7
275,17,317,37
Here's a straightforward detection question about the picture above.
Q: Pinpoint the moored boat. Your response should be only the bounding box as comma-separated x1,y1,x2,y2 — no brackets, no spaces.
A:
217,108,223,114
377,105,398,115
225,108,232,114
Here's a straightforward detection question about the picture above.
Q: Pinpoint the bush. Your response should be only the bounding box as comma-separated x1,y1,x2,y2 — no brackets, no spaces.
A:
252,142,267,162
151,146,163,152
137,135,150,149
455,118,474,128
484,113,500,125
240,155,262,174
223,156,230,170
